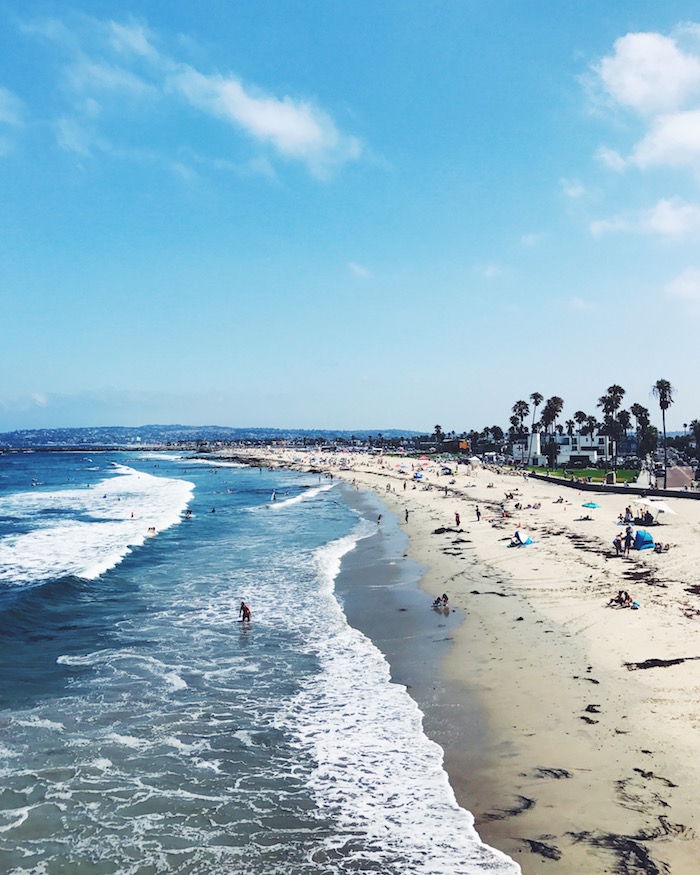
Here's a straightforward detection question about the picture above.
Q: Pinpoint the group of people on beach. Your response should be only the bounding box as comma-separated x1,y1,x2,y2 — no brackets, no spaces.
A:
612,528,635,558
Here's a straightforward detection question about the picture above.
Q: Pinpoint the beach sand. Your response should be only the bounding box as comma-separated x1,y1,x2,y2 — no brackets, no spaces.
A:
221,448,700,874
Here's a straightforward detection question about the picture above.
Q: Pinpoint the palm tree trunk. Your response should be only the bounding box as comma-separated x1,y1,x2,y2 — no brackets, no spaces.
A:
662,409,667,489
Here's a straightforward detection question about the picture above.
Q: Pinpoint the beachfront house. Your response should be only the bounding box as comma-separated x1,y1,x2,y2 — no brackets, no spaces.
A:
552,431,615,467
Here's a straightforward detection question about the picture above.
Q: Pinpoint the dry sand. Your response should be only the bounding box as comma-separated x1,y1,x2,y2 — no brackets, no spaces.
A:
220,448,700,874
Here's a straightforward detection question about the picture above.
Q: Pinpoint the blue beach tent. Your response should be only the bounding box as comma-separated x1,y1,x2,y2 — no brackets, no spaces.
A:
514,530,532,546
634,529,655,551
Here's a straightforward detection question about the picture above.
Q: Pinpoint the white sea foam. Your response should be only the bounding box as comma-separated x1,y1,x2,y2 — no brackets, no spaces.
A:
16,717,64,732
268,483,334,510
277,530,521,874
0,464,193,586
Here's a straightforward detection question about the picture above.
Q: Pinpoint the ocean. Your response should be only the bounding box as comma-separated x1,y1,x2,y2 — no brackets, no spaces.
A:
0,451,519,874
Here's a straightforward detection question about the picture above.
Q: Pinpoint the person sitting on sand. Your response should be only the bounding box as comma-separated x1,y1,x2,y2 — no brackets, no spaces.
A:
654,542,670,553
607,590,633,608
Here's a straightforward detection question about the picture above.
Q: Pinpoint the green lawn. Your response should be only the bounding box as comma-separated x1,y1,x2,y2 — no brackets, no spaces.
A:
528,466,638,483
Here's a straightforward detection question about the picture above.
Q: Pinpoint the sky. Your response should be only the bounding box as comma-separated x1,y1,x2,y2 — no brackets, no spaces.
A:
1,1,699,435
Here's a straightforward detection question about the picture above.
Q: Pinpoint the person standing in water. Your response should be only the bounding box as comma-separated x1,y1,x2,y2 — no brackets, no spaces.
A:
239,601,251,623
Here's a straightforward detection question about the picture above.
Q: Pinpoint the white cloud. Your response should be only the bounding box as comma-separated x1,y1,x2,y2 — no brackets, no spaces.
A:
643,197,700,235
665,267,700,301
0,86,24,126
53,117,93,155
594,145,627,171
475,263,503,279
590,215,630,236
66,59,156,97
630,108,700,169
596,31,700,115
560,177,585,199
591,197,700,238
348,261,371,279
171,67,361,177
570,297,594,311
108,21,158,60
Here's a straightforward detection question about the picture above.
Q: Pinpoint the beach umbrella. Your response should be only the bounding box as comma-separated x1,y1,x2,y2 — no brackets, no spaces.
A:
582,501,600,509
645,499,677,515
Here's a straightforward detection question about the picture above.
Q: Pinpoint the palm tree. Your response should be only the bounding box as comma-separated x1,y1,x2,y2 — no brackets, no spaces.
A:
597,385,625,468
527,392,543,465
690,419,700,450
544,396,564,435
565,419,575,436
582,415,598,440
630,403,650,433
512,400,529,431
652,379,675,488
617,409,631,439
574,410,587,435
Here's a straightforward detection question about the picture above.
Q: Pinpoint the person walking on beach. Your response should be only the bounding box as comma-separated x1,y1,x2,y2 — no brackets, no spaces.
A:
624,527,634,558
405,508,409,523
239,601,252,623
455,512,460,527
476,506,481,522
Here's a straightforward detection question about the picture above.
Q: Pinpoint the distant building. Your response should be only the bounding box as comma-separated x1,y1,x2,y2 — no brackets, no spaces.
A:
535,431,615,467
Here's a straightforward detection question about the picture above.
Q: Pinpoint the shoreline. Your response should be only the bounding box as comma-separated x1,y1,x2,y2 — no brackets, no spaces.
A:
215,449,700,874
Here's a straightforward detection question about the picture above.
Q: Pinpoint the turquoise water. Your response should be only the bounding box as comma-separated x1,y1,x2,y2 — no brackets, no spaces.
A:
0,451,518,874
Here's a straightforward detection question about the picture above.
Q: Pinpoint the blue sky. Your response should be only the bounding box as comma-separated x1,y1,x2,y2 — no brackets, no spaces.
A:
1,1,699,434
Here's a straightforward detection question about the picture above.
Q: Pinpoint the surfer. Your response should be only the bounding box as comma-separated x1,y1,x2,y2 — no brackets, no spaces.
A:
239,601,252,623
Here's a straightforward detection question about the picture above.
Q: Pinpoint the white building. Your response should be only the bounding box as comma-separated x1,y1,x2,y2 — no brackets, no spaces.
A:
511,432,541,464
533,431,615,467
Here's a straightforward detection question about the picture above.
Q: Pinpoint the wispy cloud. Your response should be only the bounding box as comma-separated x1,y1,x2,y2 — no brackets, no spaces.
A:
570,296,595,311
348,261,371,279
18,14,362,178
519,231,548,247
475,263,503,279
0,86,24,126
560,177,585,199
591,197,700,238
172,66,361,178
665,266,700,302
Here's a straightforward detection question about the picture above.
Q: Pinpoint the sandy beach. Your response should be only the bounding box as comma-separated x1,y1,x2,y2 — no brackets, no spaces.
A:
221,448,700,874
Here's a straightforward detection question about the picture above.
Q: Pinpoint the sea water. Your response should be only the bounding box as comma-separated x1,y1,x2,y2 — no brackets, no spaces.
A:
0,451,519,874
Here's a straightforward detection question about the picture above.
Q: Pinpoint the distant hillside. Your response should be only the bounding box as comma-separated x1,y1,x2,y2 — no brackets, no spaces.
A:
0,425,419,450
